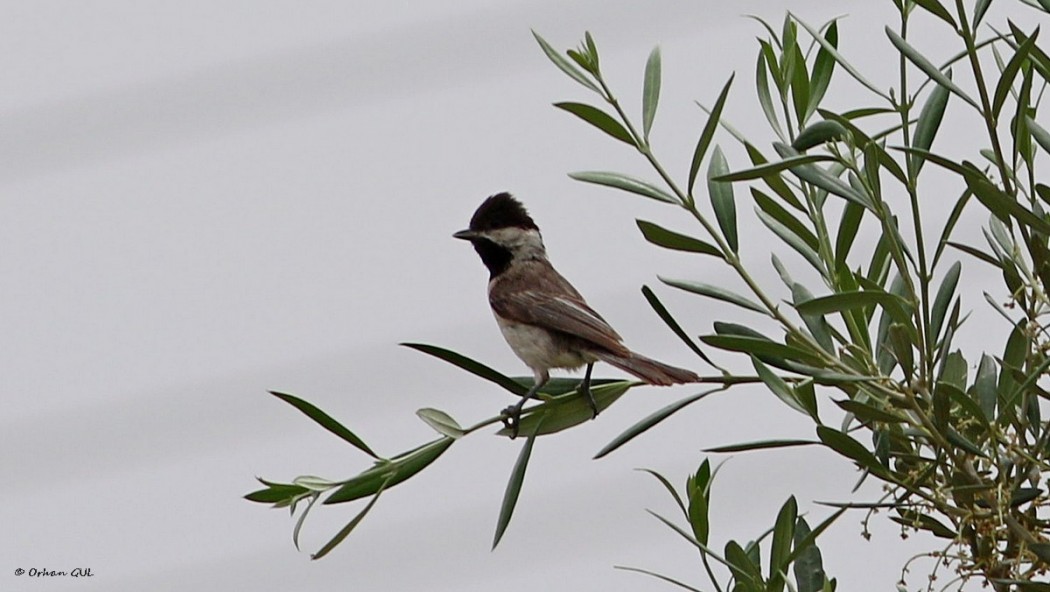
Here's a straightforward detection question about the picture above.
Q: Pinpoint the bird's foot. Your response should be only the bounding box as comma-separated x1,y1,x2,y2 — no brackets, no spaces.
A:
582,383,598,420
500,405,522,439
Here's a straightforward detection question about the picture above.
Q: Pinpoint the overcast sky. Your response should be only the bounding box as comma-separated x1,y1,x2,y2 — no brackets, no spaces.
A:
1,1,1035,591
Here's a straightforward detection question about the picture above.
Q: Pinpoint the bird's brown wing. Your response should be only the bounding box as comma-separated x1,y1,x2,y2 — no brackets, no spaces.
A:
490,289,628,355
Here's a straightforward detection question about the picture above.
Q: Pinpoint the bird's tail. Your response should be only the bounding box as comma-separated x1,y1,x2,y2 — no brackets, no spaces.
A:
593,350,699,386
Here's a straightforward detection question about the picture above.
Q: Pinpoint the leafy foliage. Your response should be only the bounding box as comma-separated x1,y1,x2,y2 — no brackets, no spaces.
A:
249,2,1050,590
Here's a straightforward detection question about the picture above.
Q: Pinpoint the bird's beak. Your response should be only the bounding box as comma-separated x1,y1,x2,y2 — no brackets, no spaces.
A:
453,229,479,240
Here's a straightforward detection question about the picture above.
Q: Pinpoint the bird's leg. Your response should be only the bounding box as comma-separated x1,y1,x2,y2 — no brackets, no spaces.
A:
581,362,598,419
501,371,548,439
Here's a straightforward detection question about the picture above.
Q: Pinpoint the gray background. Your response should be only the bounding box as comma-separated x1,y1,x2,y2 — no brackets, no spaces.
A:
1,1,1025,590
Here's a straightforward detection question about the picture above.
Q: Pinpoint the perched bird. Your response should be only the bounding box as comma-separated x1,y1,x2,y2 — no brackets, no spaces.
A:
453,192,700,436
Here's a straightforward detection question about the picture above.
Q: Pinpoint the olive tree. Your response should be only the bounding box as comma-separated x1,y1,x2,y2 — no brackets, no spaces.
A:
247,1,1050,589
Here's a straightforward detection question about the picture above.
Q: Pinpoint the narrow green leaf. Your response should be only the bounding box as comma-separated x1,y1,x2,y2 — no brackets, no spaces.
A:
814,110,907,184
838,106,897,119
638,468,688,518
715,153,835,182
496,381,632,437
244,481,310,504
911,72,951,174
690,75,735,196
661,276,766,314
701,335,824,368
570,171,678,204
782,16,798,95
753,356,808,415
493,420,541,549
687,474,711,546
933,189,973,268
796,291,912,325
1012,62,1035,170
745,15,783,50
1009,22,1050,82
805,21,838,121
746,541,763,585
325,437,454,504
889,510,956,539
708,145,738,251
757,48,785,141
642,46,662,140
756,207,825,273
726,540,763,588
912,0,957,27
945,382,990,428
713,321,771,340
595,389,719,459
641,285,716,366
785,508,846,567
993,30,1038,119
401,342,527,396
940,349,968,391
987,215,1014,256
1028,116,1050,156
789,42,811,126
567,50,593,73
792,120,848,151
416,408,465,439
771,250,794,289
896,147,981,180
835,399,906,424
885,27,979,110
989,580,1050,592
614,566,704,592
947,240,1001,266
886,322,915,378
566,49,590,70
311,478,390,560
292,492,320,550
270,391,378,458
816,426,889,477
646,509,732,566
554,102,635,145
1012,487,1044,507
791,14,892,101
636,220,724,257
835,201,865,269
973,0,993,26
792,282,835,353
866,135,908,186
930,261,962,341
792,518,827,592
292,475,338,492
967,174,1050,234
531,31,601,94
744,143,806,210
974,353,998,419
772,143,872,209
1031,544,1050,566
753,188,819,249
946,427,986,457
584,32,599,69
705,439,816,453
769,496,798,592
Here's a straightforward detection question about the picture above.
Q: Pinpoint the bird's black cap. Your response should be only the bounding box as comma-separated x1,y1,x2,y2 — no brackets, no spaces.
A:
468,192,538,232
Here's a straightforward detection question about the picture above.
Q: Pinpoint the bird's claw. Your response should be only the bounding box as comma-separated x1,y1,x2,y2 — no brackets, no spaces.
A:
501,405,522,439
582,385,598,420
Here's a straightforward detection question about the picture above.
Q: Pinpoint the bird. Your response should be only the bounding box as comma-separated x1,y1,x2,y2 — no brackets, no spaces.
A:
453,192,700,436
